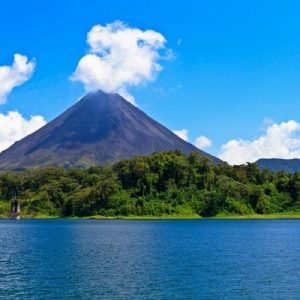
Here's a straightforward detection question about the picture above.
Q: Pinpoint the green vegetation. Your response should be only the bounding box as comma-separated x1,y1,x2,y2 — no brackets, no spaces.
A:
1,150,300,219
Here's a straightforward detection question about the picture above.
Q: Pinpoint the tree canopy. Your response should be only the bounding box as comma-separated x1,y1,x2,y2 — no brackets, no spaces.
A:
0,151,299,218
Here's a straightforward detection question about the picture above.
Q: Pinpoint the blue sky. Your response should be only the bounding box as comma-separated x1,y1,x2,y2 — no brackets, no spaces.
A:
1,0,300,164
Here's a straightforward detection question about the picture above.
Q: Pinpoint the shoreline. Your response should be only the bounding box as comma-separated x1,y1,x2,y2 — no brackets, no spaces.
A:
2,213,300,220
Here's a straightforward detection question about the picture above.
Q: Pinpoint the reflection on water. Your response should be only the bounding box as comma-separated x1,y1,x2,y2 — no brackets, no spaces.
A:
0,219,300,299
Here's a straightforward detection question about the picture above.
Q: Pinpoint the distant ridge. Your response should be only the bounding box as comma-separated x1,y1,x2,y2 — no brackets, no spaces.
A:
256,158,300,173
0,90,221,169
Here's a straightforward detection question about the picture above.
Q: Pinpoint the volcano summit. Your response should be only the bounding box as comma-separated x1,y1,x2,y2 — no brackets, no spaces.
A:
0,90,220,169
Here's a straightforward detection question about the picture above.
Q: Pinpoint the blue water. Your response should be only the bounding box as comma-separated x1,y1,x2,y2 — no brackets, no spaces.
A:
0,220,300,299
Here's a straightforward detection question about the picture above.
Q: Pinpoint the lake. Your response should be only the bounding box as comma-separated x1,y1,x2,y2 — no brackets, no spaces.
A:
0,219,300,299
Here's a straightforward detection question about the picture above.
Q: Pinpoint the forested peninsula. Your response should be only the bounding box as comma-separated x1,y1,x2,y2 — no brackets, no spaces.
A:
1,151,300,219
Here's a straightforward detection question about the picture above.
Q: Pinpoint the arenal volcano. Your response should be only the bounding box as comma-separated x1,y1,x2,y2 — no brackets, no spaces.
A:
0,90,221,169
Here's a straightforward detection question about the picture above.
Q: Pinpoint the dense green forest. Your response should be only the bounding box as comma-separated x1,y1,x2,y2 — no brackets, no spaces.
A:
0,151,300,218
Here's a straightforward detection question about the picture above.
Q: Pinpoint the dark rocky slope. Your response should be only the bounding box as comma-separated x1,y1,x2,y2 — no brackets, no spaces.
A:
0,90,221,169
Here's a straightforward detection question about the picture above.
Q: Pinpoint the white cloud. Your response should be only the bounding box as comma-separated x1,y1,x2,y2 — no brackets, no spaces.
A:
173,129,213,151
195,135,212,149
0,111,46,152
71,21,167,103
219,120,300,165
0,54,35,104
173,129,189,141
